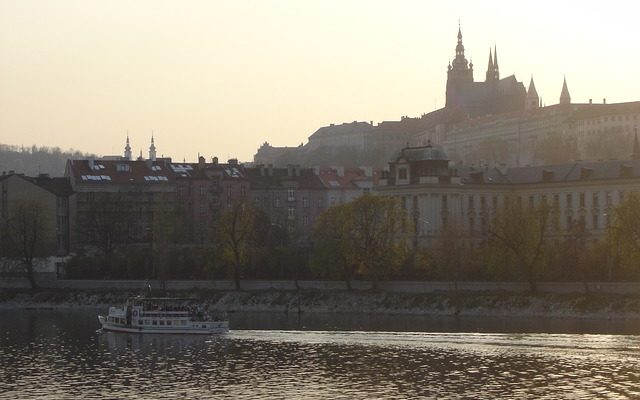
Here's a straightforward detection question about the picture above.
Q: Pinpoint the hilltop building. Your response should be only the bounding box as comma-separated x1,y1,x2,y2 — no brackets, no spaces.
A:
445,27,528,117
253,25,554,168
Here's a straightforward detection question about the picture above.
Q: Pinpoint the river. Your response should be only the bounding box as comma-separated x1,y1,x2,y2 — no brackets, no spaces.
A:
1,309,639,399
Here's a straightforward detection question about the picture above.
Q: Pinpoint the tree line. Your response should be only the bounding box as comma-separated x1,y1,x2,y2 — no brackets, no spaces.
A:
4,193,640,290
0,144,94,176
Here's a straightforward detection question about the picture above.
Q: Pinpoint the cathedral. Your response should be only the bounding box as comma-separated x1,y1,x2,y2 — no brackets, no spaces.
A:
445,26,536,117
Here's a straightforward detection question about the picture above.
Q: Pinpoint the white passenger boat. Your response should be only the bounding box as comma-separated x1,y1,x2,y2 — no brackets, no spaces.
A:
98,296,229,334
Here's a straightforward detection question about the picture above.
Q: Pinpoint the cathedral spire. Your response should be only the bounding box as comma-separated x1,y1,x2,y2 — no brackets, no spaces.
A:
149,132,157,161
493,45,498,70
486,48,494,81
526,76,539,110
559,76,571,105
446,23,474,108
124,132,132,160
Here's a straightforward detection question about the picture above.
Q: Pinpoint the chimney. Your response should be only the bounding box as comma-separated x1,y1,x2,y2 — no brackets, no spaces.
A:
198,156,206,169
360,166,372,177
212,156,218,165
603,98,607,104
88,158,95,170
589,99,593,104
335,166,344,177
228,158,238,165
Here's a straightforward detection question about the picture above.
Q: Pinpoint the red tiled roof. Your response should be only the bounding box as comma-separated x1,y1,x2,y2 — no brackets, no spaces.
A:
316,167,382,188
68,159,176,184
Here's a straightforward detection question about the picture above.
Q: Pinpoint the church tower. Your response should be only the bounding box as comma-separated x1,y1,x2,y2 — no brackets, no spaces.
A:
149,134,157,161
124,134,132,160
526,76,540,110
446,25,474,108
485,46,499,82
559,76,571,105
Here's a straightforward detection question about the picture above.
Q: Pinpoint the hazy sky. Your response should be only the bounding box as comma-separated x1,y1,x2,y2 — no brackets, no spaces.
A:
1,1,639,162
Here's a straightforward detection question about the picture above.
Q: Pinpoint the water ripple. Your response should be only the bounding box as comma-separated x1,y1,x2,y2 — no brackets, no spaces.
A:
1,310,639,399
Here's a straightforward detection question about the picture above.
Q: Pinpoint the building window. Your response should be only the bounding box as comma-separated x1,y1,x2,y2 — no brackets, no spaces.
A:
275,196,281,208
529,196,534,208
398,168,408,180
553,194,560,209
200,185,206,197
480,196,486,210
287,188,296,202
317,199,323,208
492,196,498,209
441,195,448,209
302,197,309,208
302,216,309,226
592,193,599,207
288,207,295,218
579,193,585,208
566,193,573,208
592,214,599,230
619,191,625,203
331,197,336,206
468,196,474,210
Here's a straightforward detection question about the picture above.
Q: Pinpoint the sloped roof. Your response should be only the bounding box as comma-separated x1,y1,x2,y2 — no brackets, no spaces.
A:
244,167,325,190
68,159,176,184
316,168,381,189
1,173,73,196
68,159,248,185
459,159,640,185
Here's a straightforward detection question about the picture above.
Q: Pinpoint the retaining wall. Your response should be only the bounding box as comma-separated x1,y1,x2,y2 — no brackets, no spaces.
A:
2,277,639,294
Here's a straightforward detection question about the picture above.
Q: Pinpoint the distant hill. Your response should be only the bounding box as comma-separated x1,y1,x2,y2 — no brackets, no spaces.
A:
0,144,95,177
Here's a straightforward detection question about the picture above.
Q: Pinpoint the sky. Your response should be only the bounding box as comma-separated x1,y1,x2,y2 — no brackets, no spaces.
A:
1,0,639,162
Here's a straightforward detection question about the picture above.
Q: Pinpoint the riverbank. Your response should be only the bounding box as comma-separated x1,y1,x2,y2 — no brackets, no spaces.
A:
2,288,640,320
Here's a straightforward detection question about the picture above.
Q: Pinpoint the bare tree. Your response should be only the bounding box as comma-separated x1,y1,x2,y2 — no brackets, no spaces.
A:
2,201,51,289
489,198,552,292
218,200,260,290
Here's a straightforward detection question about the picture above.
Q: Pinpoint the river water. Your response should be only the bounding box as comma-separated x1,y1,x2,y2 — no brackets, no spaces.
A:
1,309,639,399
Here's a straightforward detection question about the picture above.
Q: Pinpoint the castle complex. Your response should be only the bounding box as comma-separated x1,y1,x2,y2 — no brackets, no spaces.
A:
255,26,640,169
445,27,530,117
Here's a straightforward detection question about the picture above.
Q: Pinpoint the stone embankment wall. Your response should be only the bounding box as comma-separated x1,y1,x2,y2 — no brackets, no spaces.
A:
2,279,640,319
2,278,640,295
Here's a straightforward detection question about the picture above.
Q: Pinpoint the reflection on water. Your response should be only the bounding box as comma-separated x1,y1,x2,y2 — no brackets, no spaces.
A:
1,309,639,399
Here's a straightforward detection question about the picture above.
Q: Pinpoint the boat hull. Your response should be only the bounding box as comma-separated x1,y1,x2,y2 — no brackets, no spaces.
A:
98,315,228,335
